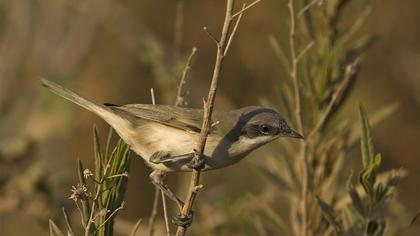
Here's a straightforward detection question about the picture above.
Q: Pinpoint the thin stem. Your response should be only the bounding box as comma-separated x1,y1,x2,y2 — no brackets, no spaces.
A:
297,0,320,18
161,190,171,236
148,188,160,236
94,203,125,234
175,0,262,235
296,41,314,63
175,47,197,106
174,0,184,57
224,3,246,56
203,26,219,45
288,0,308,235
231,0,261,19
150,88,156,105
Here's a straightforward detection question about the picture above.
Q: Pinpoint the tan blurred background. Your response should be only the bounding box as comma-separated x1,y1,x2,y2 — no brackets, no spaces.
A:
0,0,419,235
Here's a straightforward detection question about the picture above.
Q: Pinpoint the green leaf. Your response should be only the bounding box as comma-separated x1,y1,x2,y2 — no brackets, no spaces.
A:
77,159,86,185
358,104,374,167
359,167,375,195
373,154,382,169
129,218,143,236
375,182,386,203
49,219,64,236
348,188,365,217
316,196,343,234
366,220,379,235
93,125,103,180
105,127,114,158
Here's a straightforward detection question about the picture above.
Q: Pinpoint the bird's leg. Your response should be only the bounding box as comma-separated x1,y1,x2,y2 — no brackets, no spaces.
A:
149,170,184,212
149,170,195,227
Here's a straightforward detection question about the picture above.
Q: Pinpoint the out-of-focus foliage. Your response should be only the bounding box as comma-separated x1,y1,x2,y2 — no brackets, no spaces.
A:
316,105,403,235
49,127,136,236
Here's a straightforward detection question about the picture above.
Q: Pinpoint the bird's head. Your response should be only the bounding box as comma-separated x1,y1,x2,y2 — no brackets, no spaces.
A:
225,107,303,154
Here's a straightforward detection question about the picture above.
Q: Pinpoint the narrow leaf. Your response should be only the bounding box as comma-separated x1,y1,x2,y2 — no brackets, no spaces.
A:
349,188,365,217
358,104,374,167
316,196,343,234
62,207,75,236
49,219,64,236
93,125,103,180
77,159,86,185
366,220,378,235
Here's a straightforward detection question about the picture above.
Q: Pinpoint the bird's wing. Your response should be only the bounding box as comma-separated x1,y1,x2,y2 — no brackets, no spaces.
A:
108,104,207,133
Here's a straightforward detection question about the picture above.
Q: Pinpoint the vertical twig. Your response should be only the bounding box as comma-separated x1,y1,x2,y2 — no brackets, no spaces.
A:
148,87,172,236
147,188,160,236
161,190,171,236
288,0,309,235
175,47,197,106
175,1,260,235
174,0,184,58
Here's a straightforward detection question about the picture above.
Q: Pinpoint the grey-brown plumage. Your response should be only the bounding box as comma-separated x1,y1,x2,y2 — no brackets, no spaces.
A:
41,78,303,211
41,79,302,173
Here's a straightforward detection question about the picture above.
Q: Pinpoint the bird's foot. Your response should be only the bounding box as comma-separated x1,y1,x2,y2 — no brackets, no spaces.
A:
172,211,194,227
187,158,205,170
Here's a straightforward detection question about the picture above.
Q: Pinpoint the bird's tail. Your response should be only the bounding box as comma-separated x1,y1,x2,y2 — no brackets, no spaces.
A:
41,78,133,134
40,78,112,115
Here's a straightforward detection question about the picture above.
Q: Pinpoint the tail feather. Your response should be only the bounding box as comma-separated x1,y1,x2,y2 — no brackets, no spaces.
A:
40,78,110,114
41,78,135,147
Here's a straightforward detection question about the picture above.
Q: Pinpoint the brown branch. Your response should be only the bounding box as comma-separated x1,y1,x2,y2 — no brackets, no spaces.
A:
161,190,171,236
175,0,260,235
231,0,261,19
147,188,160,236
297,0,321,18
174,0,184,57
224,3,246,56
288,0,309,235
203,26,219,45
175,47,197,106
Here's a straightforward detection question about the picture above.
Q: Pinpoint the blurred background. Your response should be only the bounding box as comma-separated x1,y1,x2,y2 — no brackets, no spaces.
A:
0,0,419,235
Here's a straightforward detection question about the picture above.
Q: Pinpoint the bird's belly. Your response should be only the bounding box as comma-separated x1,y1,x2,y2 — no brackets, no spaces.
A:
128,122,244,172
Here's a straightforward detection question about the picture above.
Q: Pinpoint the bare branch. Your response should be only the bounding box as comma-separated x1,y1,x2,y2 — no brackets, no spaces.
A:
174,0,185,56
298,0,321,18
175,47,197,106
175,0,260,235
150,88,156,105
224,3,246,56
203,26,219,46
288,0,309,235
231,0,261,19
296,41,314,63
161,190,171,236
147,188,160,236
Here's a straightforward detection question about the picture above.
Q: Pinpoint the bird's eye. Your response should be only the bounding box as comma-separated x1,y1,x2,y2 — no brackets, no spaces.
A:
259,124,271,135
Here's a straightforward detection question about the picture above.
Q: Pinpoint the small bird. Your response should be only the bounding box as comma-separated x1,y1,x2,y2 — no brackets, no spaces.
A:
41,79,302,222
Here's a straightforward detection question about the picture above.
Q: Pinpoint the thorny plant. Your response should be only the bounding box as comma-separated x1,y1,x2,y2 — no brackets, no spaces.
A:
231,0,406,235
49,127,141,236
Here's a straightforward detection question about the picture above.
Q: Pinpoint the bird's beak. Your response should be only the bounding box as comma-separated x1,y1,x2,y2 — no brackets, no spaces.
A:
287,128,304,139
